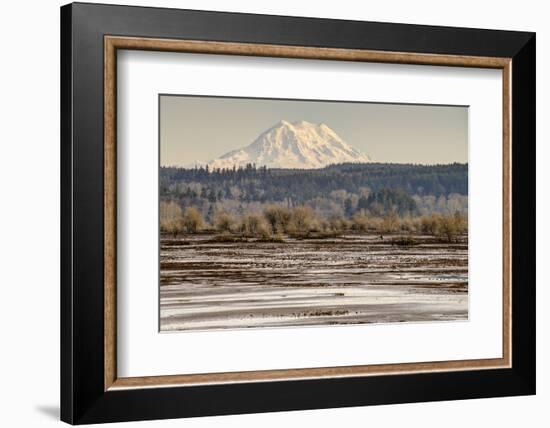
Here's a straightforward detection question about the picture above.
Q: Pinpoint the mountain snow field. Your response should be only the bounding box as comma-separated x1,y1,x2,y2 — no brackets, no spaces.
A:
203,120,371,169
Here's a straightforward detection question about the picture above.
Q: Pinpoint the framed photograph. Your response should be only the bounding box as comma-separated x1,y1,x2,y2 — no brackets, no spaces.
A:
61,2,535,424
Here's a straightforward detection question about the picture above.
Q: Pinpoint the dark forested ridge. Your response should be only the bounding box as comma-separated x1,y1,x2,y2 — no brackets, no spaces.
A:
160,162,468,204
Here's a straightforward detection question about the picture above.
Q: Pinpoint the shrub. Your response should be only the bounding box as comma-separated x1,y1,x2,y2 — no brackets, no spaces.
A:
160,201,184,235
351,213,369,232
420,213,442,235
400,216,421,233
288,206,316,235
263,205,292,233
182,207,204,233
439,215,459,242
366,216,383,232
160,219,183,235
453,211,468,234
381,212,400,233
418,212,467,241
328,216,350,233
214,211,235,232
239,214,271,238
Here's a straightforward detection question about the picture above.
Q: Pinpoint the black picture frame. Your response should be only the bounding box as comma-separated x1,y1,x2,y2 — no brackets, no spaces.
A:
61,2,535,424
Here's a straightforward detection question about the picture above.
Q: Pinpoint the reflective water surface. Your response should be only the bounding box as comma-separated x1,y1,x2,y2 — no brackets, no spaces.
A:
160,234,468,331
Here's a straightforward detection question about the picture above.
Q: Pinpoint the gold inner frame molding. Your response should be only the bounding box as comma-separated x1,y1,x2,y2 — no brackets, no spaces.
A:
104,35,512,391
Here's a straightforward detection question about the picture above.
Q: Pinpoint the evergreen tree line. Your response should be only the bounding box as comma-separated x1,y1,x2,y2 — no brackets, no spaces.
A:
160,162,468,208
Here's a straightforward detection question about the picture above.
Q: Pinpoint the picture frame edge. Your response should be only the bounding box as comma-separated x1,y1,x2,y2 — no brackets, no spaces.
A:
61,2,536,424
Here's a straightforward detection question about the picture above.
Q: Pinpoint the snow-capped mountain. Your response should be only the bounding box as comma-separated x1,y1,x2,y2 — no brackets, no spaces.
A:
205,120,371,170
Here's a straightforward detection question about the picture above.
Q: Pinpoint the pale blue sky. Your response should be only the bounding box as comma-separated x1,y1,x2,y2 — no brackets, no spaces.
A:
160,95,468,166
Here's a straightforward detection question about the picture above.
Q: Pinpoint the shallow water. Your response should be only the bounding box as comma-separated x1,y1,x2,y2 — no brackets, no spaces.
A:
160,233,468,331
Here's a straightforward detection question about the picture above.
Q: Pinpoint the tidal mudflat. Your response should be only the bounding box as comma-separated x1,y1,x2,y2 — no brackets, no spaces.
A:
160,233,468,332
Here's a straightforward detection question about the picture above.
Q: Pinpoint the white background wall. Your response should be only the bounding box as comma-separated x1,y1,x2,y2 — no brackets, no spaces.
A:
0,0,546,426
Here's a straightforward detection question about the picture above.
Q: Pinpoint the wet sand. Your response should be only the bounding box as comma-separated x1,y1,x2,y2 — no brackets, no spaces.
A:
160,233,468,331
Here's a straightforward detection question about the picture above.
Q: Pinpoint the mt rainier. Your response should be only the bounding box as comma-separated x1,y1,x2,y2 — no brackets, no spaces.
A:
204,120,371,170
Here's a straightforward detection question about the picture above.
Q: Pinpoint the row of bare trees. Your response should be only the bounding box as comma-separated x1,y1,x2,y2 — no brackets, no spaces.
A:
161,201,467,242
